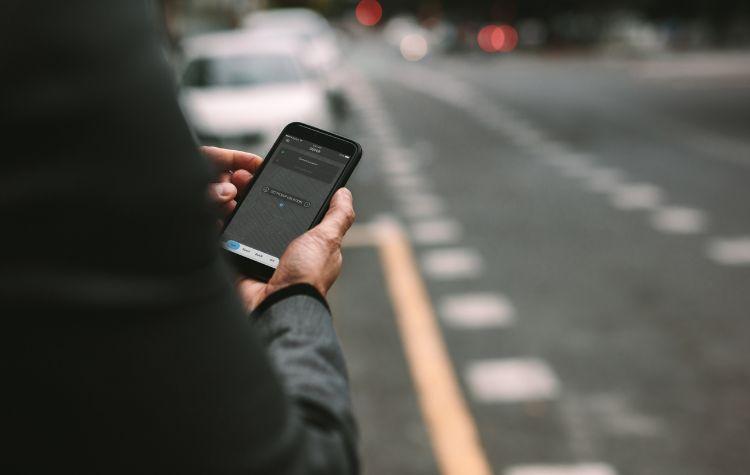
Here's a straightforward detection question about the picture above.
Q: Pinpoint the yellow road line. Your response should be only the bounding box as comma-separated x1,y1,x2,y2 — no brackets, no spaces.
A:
344,220,492,475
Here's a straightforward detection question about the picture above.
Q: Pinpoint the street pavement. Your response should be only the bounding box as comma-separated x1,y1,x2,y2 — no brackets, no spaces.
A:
328,40,750,475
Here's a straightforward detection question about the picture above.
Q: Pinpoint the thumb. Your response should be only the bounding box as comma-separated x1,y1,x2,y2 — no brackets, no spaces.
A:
316,188,355,239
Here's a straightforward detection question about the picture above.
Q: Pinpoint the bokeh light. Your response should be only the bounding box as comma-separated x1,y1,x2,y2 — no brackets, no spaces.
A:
477,25,499,53
355,0,383,27
400,33,429,61
478,24,519,53
490,27,506,51
499,25,519,52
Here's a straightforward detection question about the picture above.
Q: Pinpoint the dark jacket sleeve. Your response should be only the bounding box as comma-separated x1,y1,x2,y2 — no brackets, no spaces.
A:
252,284,359,474
0,1,358,473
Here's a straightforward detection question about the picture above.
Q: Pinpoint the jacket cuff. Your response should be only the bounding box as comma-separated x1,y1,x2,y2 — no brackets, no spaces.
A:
251,283,330,317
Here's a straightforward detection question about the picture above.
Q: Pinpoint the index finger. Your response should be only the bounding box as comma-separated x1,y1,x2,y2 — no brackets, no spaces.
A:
200,146,263,175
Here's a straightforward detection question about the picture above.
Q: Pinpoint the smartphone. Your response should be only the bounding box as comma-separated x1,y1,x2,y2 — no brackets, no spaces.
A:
221,122,362,281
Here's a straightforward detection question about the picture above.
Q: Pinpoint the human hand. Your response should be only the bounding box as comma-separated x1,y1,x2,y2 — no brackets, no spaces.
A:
202,146,355,311
202,146,263,224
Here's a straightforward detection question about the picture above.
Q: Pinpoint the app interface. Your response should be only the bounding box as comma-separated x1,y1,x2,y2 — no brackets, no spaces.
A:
222,134,351,268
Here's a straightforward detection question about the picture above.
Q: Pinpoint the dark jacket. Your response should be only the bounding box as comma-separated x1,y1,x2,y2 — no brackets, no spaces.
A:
0,1,358,472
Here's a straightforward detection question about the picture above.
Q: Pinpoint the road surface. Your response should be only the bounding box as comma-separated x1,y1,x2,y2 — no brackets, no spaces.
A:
328,40,750,475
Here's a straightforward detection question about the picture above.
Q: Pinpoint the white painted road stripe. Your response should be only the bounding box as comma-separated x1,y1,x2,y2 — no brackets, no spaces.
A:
396,191,443,208
400,197,445,219
546,153,592,170
421,248,483,279
707,237,750,265
505,463,618,475
650,206,707,234
389,173,429,189
510,129,547,147
609,183,663,210
410,218,463,245
466,358,560,403
584,168,626,193
555,156,597,178
381,157,419,175
439,293,515,328
535,140,570,158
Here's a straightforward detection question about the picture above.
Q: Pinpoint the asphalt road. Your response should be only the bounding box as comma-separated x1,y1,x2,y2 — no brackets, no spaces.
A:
328,40,750,475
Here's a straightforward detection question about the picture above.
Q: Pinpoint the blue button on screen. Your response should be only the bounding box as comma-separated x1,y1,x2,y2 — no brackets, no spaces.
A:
227,240,240,250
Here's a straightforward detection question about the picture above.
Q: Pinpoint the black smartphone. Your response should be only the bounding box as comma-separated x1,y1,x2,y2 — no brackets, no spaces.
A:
221,122,362,281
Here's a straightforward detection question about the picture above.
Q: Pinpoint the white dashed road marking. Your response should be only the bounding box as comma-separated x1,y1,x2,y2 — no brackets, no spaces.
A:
584,168,626,193
397,191,443,208
554,153,593,168
504,463,618,475
554,156,596,178
399,196,445,219
535,140,570,158
510,129,547,147
381,157,419,175
650,206,707,234
386,65,640,473
707,237,750,265
391,65,750,269
422,248,483,279
609,183,663,210
389,173,429,190
587,393,664,437
410,218,463,245
466,358,560,403
439,293,515,328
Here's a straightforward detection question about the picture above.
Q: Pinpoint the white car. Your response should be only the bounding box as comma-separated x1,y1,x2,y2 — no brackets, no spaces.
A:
179,31,333,154
241,8,341,73
241,8,348,115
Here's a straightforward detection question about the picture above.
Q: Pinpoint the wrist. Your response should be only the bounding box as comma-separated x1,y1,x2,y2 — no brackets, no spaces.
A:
267,280,326,299
251,283,330,316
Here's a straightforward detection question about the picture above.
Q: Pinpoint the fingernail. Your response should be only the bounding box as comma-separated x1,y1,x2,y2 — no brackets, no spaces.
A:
214,183,230,197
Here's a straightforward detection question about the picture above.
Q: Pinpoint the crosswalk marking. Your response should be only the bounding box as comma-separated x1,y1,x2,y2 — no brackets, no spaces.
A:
558,162,597,179
400,196,445,218
466,358,560,402
609,183,663,210
381,156,419,175
505,463,618,475
396,191,443,207
411,218,462,245
552,155,596,178
584,168,626,193
389,173,429,189
651,206,706,234
439,293,515,328
707,237,750,265
422,248,483,279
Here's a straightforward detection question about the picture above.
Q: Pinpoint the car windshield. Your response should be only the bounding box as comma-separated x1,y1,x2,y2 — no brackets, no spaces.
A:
245,11,328,33
182,54,302,88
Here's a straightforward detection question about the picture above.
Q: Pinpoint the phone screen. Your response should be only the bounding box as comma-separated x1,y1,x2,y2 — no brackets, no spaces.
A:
221,133,353,268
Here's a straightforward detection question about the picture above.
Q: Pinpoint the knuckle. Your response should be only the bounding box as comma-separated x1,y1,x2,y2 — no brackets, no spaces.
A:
309,228,334,248
329,235,342,249
320,228,342,249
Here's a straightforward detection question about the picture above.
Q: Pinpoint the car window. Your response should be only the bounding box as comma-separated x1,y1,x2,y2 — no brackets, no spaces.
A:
182,54,303,88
